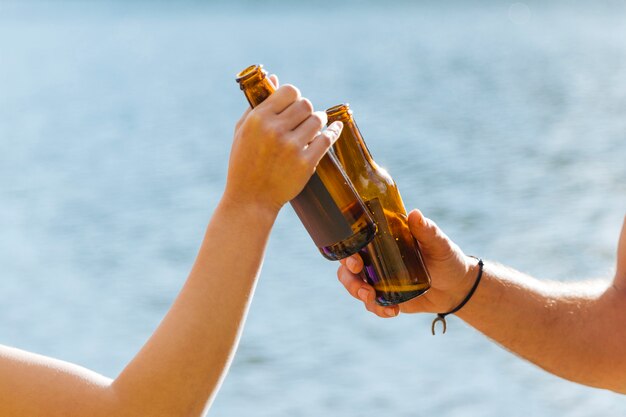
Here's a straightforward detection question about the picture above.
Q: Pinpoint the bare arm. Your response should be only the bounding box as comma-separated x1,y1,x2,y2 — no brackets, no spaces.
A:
456,260,625,391
110,198,277,416
0,78,344,417
339,210,626,392
0,199,276,417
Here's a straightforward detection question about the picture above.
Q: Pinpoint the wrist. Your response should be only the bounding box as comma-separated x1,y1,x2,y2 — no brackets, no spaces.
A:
446,255,482,313
431,256,484,335
219,192,281,224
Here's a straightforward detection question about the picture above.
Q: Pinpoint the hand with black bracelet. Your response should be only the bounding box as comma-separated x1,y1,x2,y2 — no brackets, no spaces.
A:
337,209,482,322
338,209,626,394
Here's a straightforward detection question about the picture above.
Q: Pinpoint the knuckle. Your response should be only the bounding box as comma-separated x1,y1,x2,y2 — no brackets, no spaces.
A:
281,84,301,101
300,98,314,114
285,138,302,154
247,110,263,125
316,132,333,149
379,311,392,319
337,266,346,283
428,218,440,233
265,126,284,142
311,112,326,128
346,284,357,296
338,269,357,292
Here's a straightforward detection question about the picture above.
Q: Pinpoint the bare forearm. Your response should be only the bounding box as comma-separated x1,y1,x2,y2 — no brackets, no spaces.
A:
111,198,277,416
0,80,339,417
456,260,626,392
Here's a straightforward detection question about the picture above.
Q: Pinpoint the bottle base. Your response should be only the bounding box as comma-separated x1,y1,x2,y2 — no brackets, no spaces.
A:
374,286,430,306
318,223,377,261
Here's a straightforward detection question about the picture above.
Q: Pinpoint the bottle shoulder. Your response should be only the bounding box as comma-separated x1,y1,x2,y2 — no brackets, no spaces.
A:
371,163,395,186
360,162,397,190
354,164,406,213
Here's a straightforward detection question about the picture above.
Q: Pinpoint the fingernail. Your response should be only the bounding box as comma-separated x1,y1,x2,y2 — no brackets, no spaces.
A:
346,256,356,270
332,121,343,132
384,307,397,317
357,287,369,301
326,121,342,137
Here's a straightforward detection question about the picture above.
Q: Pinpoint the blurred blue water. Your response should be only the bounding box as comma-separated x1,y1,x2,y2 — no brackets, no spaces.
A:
1,1,626,416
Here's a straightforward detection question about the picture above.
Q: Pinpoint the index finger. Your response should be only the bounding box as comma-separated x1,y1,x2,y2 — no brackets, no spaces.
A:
261,84,301,114
337,265,399,318
339,254,364,273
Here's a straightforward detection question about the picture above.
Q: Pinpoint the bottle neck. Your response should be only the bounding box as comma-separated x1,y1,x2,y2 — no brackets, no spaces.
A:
236,65,276,108
327,104,376,169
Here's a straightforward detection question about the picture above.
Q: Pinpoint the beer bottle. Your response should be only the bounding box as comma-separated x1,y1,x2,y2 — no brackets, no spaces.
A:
326,103,431,305
236,65,376,260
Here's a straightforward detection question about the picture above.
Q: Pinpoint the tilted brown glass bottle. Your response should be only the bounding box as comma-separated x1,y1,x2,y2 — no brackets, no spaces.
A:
327,104,431,305
235,65,376,260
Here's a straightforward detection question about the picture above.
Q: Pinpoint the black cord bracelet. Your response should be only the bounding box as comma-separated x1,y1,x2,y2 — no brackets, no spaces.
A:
431,257,484,335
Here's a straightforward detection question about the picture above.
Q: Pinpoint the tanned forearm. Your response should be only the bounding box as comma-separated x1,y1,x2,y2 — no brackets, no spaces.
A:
339,204,626,392
456,260,626,392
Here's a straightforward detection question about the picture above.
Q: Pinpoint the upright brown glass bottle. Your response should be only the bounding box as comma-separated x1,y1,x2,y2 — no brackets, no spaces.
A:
327,104,431,305
236,65,376,260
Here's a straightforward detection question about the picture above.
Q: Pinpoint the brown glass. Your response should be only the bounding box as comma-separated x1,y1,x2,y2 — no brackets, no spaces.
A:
327,104,431,305
235,65,376,260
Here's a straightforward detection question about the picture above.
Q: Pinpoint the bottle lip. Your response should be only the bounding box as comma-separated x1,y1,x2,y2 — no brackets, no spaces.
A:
235,64,267,85
326,103,353,122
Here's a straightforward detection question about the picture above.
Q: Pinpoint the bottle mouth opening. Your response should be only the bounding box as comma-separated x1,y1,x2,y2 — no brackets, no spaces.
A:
326,103,352,122
236,64,265,83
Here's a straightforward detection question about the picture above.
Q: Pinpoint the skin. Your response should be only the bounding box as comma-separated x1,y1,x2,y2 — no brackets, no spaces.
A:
338,209,626,393
0,75,344,417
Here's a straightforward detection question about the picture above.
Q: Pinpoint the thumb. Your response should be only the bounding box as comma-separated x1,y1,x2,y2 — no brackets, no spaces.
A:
407,209,455,261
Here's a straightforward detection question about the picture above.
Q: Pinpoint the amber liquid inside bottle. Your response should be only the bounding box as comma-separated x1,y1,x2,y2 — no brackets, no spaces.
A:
235,65,376,260
327,104,431,305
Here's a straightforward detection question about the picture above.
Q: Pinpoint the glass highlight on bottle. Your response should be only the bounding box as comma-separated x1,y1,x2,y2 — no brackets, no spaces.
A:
327,103,431,305
236,65,376,260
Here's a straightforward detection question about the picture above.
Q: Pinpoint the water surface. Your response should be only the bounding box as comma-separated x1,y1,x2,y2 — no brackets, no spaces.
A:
1,1,626,416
